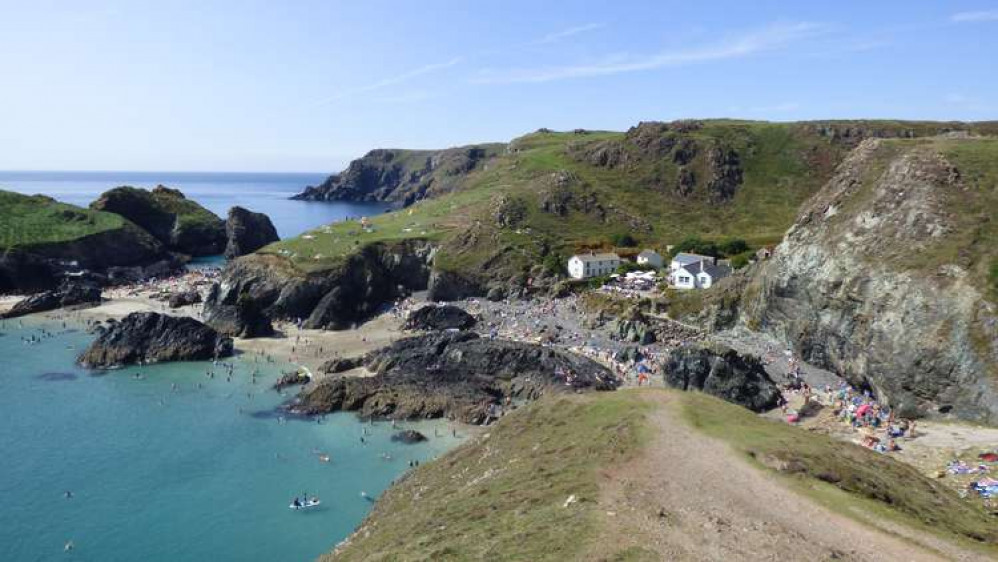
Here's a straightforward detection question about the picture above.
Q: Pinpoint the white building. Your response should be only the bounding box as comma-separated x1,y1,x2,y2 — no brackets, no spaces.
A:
636,249,664,269
671,259,732,289
567,252,621,279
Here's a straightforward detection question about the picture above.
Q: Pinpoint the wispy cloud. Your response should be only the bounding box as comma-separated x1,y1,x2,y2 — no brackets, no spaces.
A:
472,22,824,84
304,57,463,108
951,10,998,22
537,23,604,44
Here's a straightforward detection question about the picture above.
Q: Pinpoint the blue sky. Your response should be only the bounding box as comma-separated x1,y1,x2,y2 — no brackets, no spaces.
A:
0,0,995,172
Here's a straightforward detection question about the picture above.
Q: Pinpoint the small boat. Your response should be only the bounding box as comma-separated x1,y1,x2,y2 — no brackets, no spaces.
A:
289,498,321,510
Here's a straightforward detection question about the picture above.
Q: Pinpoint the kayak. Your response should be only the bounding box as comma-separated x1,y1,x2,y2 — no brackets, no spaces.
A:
289,499,321,510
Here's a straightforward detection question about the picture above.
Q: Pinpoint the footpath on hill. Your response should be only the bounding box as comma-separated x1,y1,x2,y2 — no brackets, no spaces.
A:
592,391,994,562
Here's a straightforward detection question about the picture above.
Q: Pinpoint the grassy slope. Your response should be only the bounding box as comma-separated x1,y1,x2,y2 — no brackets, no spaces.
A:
325,390,997,561
324,393,652,562
0,190,126,249
149,188,223,229
679,392,998,547
268,120,998,279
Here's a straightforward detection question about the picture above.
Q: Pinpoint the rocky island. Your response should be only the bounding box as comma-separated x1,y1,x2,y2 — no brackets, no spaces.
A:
78,312,233,368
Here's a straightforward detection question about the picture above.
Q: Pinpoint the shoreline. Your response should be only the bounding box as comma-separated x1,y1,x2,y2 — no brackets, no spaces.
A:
8,278,998,504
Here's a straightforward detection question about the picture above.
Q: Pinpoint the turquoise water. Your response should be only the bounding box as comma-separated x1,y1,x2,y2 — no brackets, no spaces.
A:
0,317,464,561
0,171,391,239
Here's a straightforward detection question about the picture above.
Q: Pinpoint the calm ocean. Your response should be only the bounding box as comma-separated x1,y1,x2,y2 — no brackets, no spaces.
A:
0,172,456,561
0,170,390,240
0,317,463,562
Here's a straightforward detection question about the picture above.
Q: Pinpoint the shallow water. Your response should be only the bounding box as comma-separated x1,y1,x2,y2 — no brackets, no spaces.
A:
0,317,464,561
0,170,391,239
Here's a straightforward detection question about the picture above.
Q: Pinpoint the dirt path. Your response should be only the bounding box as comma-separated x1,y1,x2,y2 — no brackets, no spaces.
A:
590,391,990,562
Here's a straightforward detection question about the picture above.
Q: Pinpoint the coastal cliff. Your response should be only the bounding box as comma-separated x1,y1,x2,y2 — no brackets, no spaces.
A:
0,191,173,292
292,144,505,205
738,137,998,423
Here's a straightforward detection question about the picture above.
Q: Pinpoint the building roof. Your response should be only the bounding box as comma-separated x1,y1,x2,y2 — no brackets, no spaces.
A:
637,249,661,259
672,252,714,265
572,252,620,262
697,261,732,279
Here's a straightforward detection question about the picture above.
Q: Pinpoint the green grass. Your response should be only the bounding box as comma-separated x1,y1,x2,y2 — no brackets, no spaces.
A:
324,393,653,562
150,188,222,229
267,120,998,287
678,392,998,548
0,190,126,249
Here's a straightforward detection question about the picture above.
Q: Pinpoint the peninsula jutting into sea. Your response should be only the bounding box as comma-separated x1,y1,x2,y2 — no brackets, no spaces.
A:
2,3,997,561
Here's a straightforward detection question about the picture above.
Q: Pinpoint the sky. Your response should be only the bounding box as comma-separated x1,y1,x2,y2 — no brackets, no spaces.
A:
0,0,996,172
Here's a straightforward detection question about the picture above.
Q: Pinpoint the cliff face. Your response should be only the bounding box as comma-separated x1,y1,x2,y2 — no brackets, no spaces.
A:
0,224,171,293
292,144,505,205
223,206,279,258
203,239,435,335
740,138,998,423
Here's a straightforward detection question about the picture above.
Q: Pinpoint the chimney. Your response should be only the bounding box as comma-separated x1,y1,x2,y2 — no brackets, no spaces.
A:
699,261,704,272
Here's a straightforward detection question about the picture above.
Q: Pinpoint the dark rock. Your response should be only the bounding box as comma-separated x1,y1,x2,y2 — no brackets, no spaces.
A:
318,356,363,374
391,430,428,444
295,332,618,423
2,281,102,319
205,240,434,335
168,290,202,309
404,305,476,331
427,269,485,302
224,206,279,258
662,345,781,412
78,312,233,368
675,167,696,197
705,145,743,203
273,370,310,390
203,281,275,338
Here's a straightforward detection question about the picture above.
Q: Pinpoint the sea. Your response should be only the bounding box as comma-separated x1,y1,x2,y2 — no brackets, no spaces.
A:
0,172,459,562
0,170,391,240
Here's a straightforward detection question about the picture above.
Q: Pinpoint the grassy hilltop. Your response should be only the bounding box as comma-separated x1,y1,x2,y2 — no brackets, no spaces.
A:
325,390,997,561
0,190,127,249
265,120,998,285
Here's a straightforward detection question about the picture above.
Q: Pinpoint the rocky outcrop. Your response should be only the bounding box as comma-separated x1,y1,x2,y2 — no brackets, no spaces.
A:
1,281,102,319
204,239,435,336
404,305,476,331
292,144,504,206
224,206,279,258
294,332,618,423
661,345,781,412
90,185,226,256
318,356,363,374
78,312,233,368
273,370,310,390
168,290,201,309
740,138,998,423
705,145,743,202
